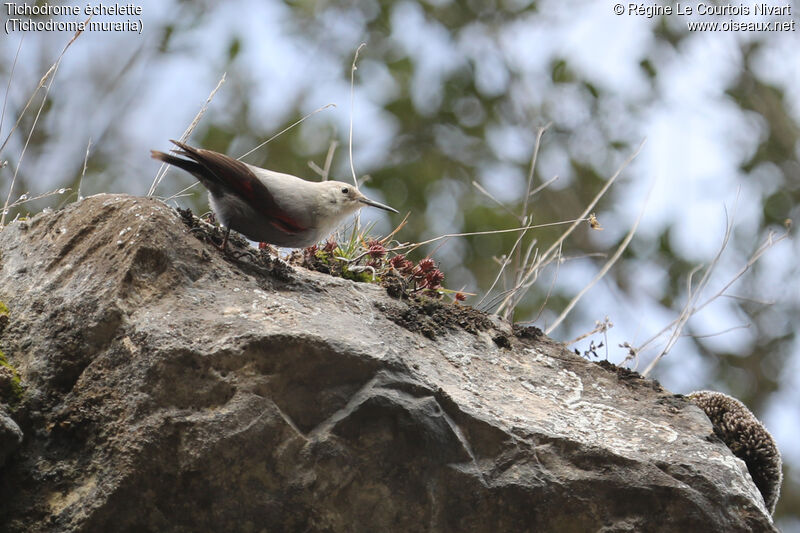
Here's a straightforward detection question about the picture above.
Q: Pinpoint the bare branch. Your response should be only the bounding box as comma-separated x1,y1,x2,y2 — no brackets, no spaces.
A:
1,36,23,138
546,178,651,335
475,226,528,308
641,222,788,376
472,180,518,218
391,218,586,255
528,174,559,198
308,140,339,181
494,139,646,318
238,102,336,161
78,137,92,201
520,122,552,221
148,73,227,196
533,242,563,322
564,316,614,346
0,18,88,158
686,323,751,339
348,42,366,189
1,19,88,226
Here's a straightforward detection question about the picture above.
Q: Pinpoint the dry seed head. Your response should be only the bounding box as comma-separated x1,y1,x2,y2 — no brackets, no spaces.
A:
688,390,782,514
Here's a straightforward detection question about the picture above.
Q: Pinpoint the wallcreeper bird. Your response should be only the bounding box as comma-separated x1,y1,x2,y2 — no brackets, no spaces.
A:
151,140,398,251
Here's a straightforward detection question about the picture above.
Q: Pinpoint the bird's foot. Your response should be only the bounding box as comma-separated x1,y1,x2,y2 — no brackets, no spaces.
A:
226,248,257,260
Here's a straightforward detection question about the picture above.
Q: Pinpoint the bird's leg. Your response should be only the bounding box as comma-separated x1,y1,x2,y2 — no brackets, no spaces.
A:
215,226,254,260
219,226,231,253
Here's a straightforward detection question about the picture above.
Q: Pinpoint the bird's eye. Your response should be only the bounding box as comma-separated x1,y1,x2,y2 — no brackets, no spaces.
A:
341,187,349,194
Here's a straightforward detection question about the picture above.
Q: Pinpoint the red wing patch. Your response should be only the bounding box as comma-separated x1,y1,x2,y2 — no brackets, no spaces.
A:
269,216,304,235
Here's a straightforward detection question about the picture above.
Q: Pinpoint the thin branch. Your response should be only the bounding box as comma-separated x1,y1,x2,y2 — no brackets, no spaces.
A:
0,18,88,158
3,57,62,225
641,225,788,377
511,124,551,292
475,124,552,312
495,139,646,318
545,177,652,335
528,174,559,198
472,180,517,218
478,252,539,312
5,188,70,211
1,36,23,138
379,211,410,245
78,137,91,201
165,181,200,203
533,242,563,322
520,123,551,221
564,316,614,345
238,103,336,161
686,323,751,339
148,73,227,196
345,43,367,243
309,140,339,181
348,42,366,189
391,218,587,254
475,229,527,308
1,20,87,226
519,237,539,277
721,293,775,306
619,342,639,370
638,209,735,359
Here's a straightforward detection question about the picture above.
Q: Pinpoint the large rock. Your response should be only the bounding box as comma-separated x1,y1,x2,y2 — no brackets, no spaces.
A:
0,194,776,532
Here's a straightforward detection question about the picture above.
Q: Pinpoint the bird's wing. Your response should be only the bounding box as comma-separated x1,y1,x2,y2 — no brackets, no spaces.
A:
168,140,307,235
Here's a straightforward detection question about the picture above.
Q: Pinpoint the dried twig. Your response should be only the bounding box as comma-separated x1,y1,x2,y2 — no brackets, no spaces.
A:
475,124,555,310
78,137,91,201
546,180,651,335
0,19,88,157
686,323,751,339
348,43,366,190
533,242,563,322
472,180,518,218
510,124,552,292
564,316,614,346
392,218,586,255
345,42,367,243
475,228,528,309
641,222,789,377
148,73,227,196
238,103,336,161
1,20,88,226
494,139,646,319
308,140,339,181
6,188,70,212
1,37,23,139
528,175,559,198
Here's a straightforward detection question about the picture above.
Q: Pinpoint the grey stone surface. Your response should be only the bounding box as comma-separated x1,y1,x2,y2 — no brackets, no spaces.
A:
0,194,777,532
0,409,22,466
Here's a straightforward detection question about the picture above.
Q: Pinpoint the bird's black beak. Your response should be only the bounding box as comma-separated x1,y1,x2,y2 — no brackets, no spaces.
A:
359,196,399,214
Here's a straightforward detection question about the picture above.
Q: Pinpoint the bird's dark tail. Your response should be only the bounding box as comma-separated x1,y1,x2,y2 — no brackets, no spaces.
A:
150,140,242,196
150,139,308,236
150,149,205,178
